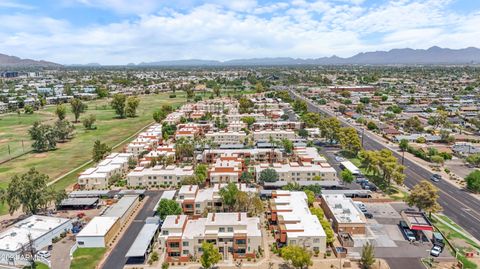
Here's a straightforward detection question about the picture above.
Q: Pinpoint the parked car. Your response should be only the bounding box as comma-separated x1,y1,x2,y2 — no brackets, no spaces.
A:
430,174,442,182
432,232,445,248
38,250,51,259
399,221,416,241
430,245,442,257
354,202,367,213
335,156,345,162
364,212,373,219
403,228,416,241
356,177,368,184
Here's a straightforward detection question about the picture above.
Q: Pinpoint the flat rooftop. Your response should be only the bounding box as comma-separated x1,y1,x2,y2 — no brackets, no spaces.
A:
77,216,118,237
0,215,72,252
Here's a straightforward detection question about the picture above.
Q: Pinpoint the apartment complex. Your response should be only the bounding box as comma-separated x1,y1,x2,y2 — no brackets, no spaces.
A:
176,184,256,216
252,129,296,142
205,130,247,145
159,213,262,262
255,162,337,182
78,153,133,189
208,157,245,184
202,148,282,164
268,191,326,252
126,165,194,187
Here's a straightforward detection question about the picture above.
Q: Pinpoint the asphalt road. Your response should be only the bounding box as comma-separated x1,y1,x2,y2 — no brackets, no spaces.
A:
102,190,163,269
289,90,480,240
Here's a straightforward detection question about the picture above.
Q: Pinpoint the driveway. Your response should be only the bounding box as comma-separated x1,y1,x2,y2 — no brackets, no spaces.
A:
102,190,163,269
51,236,76,269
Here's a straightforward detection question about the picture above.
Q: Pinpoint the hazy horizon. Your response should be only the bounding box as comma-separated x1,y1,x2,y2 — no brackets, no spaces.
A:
1,0,479,65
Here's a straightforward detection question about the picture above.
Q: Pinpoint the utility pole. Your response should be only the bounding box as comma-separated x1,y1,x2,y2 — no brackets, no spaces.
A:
402,150,405,165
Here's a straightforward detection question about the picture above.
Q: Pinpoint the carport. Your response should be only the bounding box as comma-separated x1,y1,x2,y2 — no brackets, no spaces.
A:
125,217,160,264
401,211,433,231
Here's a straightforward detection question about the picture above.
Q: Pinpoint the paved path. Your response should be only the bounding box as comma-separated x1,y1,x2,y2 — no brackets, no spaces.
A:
102,190,163,269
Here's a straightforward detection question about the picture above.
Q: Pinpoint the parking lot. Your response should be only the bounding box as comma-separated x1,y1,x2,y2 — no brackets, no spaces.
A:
346,202,452,268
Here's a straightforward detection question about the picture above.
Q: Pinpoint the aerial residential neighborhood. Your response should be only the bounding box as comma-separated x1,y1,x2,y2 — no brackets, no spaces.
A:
2,1,480,269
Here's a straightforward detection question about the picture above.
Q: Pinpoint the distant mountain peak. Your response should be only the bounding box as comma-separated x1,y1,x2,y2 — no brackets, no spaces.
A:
0,53,61,68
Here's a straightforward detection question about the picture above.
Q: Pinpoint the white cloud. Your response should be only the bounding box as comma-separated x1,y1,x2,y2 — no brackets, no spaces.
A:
0,1,35,9
0,0,479,64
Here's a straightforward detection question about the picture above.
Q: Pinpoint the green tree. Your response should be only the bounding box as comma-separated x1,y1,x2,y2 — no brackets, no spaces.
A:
29,121,57,152
110,93,127,118
82,114,97,130
298,129,309,138
319,117,341,144
304,190,315,206
366,121,377,130
466,170,480,192
293,100,308,114
213,84,221,97
301,112,322,128
282,139,294,154
399,139,409,152
92,140,111,162
258,168,279,182
403,116,424,132
407,180,442,215
338,127,362,155
280,245,312,269
24,105,34,114
254,82,264,93
200,242,222,269
54,119,75,142
241,116,256,129
341,169,354,183
6,168,61,215
360,242,376,269
194,164,208,185
240,171,253,183
55,104,67,120
156,199,182,220
219,183,239,211
70,98,87,122
125,96,140,117
238,97,254,113
96,87,109,98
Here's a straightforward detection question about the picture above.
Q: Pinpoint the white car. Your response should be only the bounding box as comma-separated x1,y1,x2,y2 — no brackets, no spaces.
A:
430,246,442,257
38,250,51,259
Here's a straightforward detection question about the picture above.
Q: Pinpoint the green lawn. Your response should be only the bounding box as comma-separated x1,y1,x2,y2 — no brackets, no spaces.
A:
71,247,106,269
23,262,49,269
0,92,186,214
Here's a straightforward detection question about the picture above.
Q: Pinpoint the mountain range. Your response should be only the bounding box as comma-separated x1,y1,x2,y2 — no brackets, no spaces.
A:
0,53,62,68
2,46,480,67
138,47,480,66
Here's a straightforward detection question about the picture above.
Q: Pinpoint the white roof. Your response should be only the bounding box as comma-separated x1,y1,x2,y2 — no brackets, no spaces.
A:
273,191,326,239
340,161,360,174
77,216,118,237
322,194,366,224
0,215,72,251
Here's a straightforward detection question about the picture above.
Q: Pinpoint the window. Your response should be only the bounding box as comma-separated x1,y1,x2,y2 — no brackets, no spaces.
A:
78,241,84,245
162,230,169,235
196,203,200,208
219,227,225,232
313,238,320,243
227,227,233,232
183,250,189,255
183,241,189,246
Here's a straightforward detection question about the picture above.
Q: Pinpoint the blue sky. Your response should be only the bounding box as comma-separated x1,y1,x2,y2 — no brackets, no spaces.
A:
0,0,479,64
